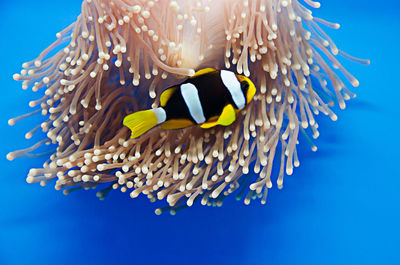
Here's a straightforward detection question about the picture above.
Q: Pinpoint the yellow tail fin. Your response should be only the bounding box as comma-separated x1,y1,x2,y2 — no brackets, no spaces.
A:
123,108,165,138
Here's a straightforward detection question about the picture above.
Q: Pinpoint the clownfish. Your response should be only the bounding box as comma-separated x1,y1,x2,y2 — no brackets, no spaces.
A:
123,68,256,138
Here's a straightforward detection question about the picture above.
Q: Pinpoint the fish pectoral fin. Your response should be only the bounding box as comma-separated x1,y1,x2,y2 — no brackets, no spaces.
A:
160,87,177,107
217,104,236,126
161,119,195,130
123,110,158,138
200,105,236,129
191,68,217,78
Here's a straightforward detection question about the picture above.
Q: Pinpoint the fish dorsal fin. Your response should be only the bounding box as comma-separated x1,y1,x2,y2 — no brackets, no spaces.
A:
123,109,159,138
160,87,177,107
191,68,217,78
200,104,236,129
217,104,236,126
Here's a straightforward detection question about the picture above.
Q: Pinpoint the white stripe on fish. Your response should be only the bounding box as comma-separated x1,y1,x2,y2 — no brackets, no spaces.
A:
180,83,206,124
220,70,245,109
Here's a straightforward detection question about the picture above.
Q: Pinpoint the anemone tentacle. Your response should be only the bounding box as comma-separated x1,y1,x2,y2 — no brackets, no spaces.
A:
9,0,368,214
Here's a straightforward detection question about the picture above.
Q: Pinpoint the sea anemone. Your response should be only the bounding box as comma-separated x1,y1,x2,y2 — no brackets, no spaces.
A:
8,0,368,214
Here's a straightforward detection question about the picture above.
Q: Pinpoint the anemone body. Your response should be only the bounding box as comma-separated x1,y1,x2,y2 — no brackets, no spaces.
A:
9,0,368,214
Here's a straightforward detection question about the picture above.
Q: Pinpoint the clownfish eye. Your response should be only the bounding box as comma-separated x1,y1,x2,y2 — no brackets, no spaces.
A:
240,81,249,93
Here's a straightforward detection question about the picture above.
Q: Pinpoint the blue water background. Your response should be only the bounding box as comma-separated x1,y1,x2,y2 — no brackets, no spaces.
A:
0,1,399,264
